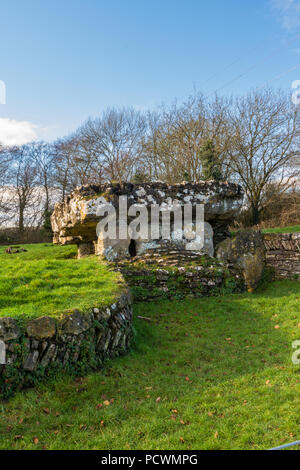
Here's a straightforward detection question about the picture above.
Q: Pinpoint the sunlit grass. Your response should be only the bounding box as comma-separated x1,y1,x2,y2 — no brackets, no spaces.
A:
0,280,299,450
262,225,300,234
0,243,124,320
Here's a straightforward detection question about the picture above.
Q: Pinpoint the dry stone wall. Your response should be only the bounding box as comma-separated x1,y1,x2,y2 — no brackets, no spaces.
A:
0,291,132,398
263,233,300,280
116,250,245,302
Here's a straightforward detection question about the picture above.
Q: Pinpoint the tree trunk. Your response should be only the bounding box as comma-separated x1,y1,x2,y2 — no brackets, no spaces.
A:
44,186,49,213
19,205,25,233
251,203,260,226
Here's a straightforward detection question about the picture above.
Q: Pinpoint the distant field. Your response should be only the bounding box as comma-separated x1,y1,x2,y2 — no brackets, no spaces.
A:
0,243,124,320
262,225,300,234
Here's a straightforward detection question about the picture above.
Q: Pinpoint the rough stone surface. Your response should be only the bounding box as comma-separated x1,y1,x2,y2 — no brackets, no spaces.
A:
58,310,93,336
0,340,5,365
23,350,39,372
27,316,56,340
216,229,265,292
0,318,21,341
51,181,244,260
0,291,133,398
117,250,244,301
263,232,300,280
77,242,96,259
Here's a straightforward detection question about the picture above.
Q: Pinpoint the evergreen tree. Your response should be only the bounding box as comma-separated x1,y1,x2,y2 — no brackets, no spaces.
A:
41,209,53,239
200,140,222,181
183,171,191,182
132,169,149,183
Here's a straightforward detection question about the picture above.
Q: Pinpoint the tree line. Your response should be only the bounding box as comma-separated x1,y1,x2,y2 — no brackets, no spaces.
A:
0,87,299,237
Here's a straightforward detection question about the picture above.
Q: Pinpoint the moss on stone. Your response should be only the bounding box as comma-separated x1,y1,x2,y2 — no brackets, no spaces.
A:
115,251,244,301
216,229,265,292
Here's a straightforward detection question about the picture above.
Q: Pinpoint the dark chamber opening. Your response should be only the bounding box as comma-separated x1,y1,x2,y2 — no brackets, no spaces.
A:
128,239,137,257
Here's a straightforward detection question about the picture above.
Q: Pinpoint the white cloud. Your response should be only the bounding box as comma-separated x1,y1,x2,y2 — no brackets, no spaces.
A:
271,0,294,10
0,118,38,146
270,0,300,30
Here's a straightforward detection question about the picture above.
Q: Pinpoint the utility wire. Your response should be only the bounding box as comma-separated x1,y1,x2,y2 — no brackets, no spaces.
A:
257,63,300,90
198,34,278,90
205,38,296,98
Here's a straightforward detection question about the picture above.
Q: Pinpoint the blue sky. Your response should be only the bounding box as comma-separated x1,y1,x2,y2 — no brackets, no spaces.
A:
0,0,299,145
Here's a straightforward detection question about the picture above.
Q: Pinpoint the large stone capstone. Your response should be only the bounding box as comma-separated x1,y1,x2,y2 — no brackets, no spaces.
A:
51,181,244,260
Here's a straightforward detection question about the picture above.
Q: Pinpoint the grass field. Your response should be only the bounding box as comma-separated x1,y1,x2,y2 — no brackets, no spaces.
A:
0,244,124,321
262,225,300,234
0,278,299,450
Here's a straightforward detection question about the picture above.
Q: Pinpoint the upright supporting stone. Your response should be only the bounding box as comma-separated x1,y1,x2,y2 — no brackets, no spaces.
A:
77,242,95,258
216,229,265,292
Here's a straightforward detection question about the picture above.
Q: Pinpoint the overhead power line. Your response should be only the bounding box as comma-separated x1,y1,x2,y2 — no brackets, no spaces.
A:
205,37,297,98
198,34,278,90
257,63,300,90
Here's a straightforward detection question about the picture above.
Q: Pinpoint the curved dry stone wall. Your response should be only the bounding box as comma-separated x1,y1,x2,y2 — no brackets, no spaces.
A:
0,291,132,399
263,233,300,280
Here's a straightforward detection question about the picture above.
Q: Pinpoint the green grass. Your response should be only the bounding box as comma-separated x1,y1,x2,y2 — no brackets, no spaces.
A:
0,244,124,320
0,280,299,450
262,225,300,234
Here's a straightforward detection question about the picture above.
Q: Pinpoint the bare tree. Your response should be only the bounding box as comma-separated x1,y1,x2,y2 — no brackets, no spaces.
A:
0,144,15,226
28,141,56,213
77,108,146,182
10,145,40,233
66,132,105,186
227,88,300,225
53,137,81,200
141,94,231,183
139,110,163,180
153,96,208,182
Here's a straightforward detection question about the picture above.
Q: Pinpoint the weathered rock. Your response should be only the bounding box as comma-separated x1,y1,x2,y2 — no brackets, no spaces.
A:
77,242,95,258
31,339,39,350
51,181,244,260
0,340,6,365
0,291,133,398
58,310,93,336
27,316,56,340
23,350,39,371
0,318,20,341
185,221,214,256
216,229,265,292
118,250,244,301
117,291,132,309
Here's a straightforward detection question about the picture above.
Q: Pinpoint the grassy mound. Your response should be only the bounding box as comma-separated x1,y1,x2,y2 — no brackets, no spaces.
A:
0,244,125,321
0,280,299,450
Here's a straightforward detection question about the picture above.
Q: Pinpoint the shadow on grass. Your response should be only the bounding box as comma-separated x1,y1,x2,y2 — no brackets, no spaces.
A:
130,280,295,387
1,280,299,450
